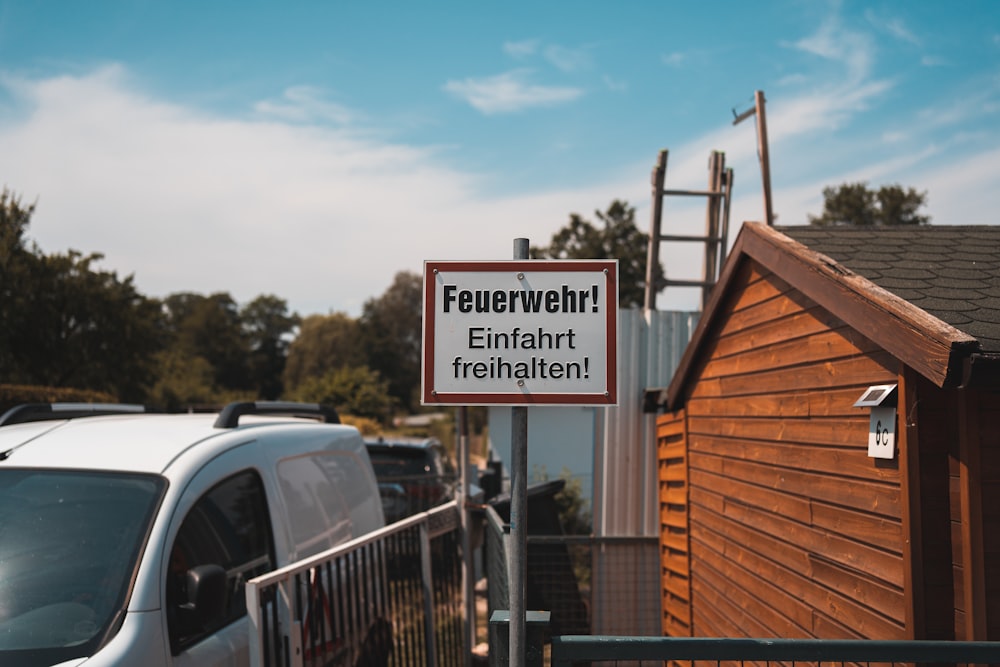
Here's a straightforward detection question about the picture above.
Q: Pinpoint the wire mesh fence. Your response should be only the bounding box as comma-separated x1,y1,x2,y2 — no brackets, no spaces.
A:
482,504,661,647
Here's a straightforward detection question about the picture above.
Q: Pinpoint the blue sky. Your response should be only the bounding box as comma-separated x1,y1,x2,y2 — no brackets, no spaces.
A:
1,1,998,316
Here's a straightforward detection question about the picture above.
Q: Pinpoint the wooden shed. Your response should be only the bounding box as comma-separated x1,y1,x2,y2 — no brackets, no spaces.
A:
652,222,1000,641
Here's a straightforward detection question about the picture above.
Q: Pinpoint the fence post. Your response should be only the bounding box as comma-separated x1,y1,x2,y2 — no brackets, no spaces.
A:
489,610,550,667
420,521,439,667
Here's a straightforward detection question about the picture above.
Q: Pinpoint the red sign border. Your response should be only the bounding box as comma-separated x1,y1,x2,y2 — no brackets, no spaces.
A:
422,260,618,406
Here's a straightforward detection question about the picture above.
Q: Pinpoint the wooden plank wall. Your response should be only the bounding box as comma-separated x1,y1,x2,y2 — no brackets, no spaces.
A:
978,390,1000,639
682,260,906,639
657,410,692,637
902,370,955,639
955,388,1000,639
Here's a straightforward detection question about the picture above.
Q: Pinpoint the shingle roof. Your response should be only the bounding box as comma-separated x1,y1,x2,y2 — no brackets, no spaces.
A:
777,225,1000,353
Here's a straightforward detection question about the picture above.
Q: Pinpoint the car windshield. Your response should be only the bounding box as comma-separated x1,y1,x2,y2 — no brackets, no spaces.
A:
0,469,164,666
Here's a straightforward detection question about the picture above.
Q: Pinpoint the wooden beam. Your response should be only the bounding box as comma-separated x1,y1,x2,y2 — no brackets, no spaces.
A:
958,390,987,639
898,366,925,639
644,150,668,311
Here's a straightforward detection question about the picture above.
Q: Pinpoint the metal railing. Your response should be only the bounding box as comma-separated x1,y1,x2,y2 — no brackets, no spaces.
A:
550,635,1000,666
246,502,464,667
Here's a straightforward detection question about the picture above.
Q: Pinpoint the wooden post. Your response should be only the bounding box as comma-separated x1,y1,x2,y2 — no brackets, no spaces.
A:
732,90,774,226
958,390,987,640
701,152,724,308
645,150,668,311
754,90,775,227
898,367,925,639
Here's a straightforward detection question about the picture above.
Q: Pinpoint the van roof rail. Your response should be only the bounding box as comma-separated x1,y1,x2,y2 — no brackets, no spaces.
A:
214,401,340,429
0,402,147,427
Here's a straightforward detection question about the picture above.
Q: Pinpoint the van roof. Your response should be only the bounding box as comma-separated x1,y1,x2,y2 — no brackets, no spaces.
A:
0,402,357,476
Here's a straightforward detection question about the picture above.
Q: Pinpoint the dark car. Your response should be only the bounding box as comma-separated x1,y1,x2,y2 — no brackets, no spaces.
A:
364,436,457,523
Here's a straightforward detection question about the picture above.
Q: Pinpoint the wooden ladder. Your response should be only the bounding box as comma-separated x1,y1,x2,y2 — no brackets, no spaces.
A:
643,149,733,311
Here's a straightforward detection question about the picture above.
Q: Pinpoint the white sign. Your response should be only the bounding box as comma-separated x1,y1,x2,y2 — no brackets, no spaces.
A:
867,407,896,459
422,260,618,406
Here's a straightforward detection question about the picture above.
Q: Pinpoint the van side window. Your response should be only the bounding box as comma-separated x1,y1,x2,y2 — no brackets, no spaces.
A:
167,470,275,654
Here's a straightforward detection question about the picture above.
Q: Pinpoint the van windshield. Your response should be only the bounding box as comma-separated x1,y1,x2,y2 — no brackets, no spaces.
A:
0,469,164,667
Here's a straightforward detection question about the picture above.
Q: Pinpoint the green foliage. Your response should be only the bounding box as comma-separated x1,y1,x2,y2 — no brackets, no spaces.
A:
359,271,423,413
288,365,395,422
283,312,366,392
241,295,300,399
339,414,383,436
531,465,592,535
0,189,166,401
146,348,218,411
531,199,662,308
809,182,930,226
3,185,668,418
163,292,251,391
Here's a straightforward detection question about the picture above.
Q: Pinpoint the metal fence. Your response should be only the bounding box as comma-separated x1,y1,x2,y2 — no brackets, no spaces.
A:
246,502,464,667
550,635,1000,667
483,505,1000,667
482,505,662,654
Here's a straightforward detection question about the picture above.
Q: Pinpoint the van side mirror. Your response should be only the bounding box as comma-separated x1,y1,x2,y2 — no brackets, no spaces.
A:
181,564,228,630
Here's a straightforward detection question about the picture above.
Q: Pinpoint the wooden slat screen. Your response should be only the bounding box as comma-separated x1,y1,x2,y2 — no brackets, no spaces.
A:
657,410,691,637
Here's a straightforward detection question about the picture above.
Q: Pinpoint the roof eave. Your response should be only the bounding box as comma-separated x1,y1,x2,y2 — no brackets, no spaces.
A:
665,222,979,411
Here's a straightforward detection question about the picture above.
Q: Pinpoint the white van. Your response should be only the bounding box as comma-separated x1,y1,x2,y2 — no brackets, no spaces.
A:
0,401,385,667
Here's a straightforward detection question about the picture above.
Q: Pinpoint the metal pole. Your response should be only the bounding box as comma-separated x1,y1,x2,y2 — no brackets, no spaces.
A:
509,238,529,667
459,405,474,667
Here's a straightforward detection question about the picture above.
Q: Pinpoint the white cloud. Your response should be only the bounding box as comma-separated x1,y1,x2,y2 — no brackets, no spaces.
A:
790,12,874,85
916,84,999,131
661,52,685,68
915,144,1000,225
864,9,921,46
503,40,538,58
776,73,808,86
253,85,356,125
0,67,611,316
603,75,627,92
543,45,590,72
443,70,583,114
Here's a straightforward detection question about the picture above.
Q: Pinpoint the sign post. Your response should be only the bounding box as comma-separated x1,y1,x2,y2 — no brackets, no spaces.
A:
422,248,618,667
509,239,529,667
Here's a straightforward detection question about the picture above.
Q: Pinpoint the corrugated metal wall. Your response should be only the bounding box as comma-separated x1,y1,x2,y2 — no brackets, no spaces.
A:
595,308,698,537
590,308,698,635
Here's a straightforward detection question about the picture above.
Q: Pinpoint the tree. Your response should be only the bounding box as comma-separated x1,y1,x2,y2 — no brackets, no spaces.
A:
0,188,37,378
241,295,299,400
809,182,930,226
287,365,395,422
283,312,367,393
0,189,165,401
162,292,252,393
359,271,423,413
147,347,217,411
531,199,662,308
